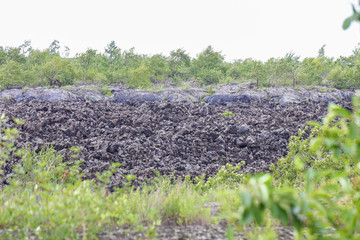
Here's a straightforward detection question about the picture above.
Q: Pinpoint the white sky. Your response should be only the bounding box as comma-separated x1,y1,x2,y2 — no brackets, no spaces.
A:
1,0,360,61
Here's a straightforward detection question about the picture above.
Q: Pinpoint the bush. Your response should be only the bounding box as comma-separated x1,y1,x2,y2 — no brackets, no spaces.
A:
0,60,25,89
39,56,78,87
126,64,151,88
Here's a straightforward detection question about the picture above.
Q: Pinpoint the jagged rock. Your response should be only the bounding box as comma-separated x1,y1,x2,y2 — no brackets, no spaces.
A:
204,94,237,103
279,91,301,104
113,91,161,102
19,88,84,102
74,89,105,102
0,99,348,187
0,85,355,105
0,89,23,102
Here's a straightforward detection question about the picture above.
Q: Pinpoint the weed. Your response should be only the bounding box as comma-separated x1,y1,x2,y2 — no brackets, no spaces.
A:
207,85,215,95
222,110,235,117
99,86,113,96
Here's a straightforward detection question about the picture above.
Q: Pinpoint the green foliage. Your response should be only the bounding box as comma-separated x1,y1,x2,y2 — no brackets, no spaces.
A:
222,110,235,117
0,114,24,177
343,4,360,29
0,60,25,89
145,54,170,83
77,48,98,81
48,40,60,55
105,40,121,61
190,162,246,191
169,48,191,80
192,46,225,85
0,41,359,90
40,55,77,87
126,64,151,88
297,57,333,86
14,146,83,186
310,96,360,162
98,85,112,96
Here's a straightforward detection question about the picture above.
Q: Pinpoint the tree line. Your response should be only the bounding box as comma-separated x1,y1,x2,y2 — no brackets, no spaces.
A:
0,40,360,90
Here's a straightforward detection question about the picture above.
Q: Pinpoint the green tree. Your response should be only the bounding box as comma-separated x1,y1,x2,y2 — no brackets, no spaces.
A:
4,47,26,64
40,55,77,86
145,54,170,83
0,47,6,66
0,60,24,89
48,40,60,55
296,57,333,86
19,40,32,57
62,46,70,58
127,64,151,88
192,45,225,85
317,44,326,58
169,48,191,80
105,41,120,59
77,49,98,81
278,52,300,87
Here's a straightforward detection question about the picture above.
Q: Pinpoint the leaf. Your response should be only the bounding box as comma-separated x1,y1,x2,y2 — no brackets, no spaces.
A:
252,204,263,225
333,106,351,118
271,203,289,225
241,190,252,207
310,137,322,152
13,118,25,125
343,17,352,30
259,184,269,203
307,121,321,127
294,157,305,170
349,122,358,140
242,208,253,224
292,215,303,232
226,225,235,240
324,138,337,148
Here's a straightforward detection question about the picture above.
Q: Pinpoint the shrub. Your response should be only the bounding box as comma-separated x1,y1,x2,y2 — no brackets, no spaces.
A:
39,56,78,87
126,64,151,88
0,60,25,89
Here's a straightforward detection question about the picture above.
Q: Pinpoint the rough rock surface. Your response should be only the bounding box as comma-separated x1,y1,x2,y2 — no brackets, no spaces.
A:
0,84,354,105
0,98,339,188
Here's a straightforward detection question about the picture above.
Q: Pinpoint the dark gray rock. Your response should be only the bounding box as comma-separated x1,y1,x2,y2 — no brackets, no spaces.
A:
74,89,105,102
0,89,23,102
204,94,237,103
19,88,84,102
238,125,249,134
279,91,301,105
113,91,161,103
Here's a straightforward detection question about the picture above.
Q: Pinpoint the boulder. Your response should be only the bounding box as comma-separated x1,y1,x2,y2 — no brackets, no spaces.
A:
279,91,301,104
0,89,23,102
20,88,84,102
204,94,237,103
113,91,161,102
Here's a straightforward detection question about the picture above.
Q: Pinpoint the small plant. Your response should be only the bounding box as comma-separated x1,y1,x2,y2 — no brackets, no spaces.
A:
14,145,84,186
180,81,192,91
22,86,30,92
222,110,235,117
0,114,24,177
206,85,216,95
99,86,113,96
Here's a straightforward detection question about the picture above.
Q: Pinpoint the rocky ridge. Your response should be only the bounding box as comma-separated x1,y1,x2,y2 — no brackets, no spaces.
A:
0,82,355,104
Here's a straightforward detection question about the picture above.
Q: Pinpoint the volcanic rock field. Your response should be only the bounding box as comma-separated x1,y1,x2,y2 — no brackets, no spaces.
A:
0,85,354,187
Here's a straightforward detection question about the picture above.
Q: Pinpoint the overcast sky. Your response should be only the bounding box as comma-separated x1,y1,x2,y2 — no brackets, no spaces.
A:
1,0,360,61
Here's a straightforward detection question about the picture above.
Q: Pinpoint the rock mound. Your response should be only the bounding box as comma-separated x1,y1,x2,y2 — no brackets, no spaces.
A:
0,99,337,187
0,84,355,105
